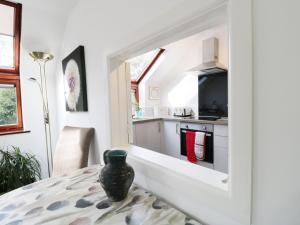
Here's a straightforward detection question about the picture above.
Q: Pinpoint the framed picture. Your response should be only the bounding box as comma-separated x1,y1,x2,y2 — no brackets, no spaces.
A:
62,46,88,112
149,86,160,100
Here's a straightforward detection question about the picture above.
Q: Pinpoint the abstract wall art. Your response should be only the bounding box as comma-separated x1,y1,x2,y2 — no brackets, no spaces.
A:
62,46,88,112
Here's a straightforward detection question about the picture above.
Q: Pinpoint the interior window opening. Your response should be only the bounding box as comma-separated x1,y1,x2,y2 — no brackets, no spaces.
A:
126,24,229,176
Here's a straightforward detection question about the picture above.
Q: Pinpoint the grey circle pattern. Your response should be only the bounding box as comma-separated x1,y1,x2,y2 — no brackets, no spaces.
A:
96,199,112,209
0,166,202,225
47,200,69,211
75,199,94,208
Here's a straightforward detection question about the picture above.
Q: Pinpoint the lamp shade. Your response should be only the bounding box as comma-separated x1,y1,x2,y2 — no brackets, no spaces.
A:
29,52,54,62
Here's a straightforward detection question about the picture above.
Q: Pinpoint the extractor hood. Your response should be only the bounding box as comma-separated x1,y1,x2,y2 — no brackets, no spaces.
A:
189,37,227,73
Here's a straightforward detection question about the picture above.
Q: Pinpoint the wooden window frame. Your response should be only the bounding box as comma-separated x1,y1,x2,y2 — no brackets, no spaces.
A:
130,82,139,102
0,0,23,133
130,48,165,103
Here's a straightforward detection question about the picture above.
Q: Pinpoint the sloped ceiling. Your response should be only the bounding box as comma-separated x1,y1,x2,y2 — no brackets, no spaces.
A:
147,25,228,87
15,0,80,18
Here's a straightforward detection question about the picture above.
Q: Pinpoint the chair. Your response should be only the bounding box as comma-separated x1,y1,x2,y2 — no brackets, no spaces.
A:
52,126,94,176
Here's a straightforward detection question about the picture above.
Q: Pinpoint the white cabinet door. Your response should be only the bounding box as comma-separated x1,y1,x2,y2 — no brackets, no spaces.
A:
214,146,228,173
133,121,161,153
214,136,228,148
214,125,228,173
214,125,228,137
161,121,181,159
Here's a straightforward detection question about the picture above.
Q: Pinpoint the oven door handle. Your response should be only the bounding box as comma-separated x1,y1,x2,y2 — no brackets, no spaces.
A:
181,130,211,136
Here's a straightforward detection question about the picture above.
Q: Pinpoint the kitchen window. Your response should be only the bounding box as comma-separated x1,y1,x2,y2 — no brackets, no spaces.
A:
129,48,165,104
0,0,23,133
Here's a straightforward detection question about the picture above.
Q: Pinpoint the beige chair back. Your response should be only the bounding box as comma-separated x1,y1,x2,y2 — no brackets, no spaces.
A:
52,126,94,176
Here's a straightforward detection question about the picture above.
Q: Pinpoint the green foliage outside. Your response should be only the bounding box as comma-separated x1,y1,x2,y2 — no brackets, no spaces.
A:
0,146,41,194
0,87,17,125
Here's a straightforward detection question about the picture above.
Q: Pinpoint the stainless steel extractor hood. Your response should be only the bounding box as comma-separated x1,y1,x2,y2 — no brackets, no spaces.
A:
189,37,227,73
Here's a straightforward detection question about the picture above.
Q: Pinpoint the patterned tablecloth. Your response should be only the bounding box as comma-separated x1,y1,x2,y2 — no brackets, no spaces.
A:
0,165,202,225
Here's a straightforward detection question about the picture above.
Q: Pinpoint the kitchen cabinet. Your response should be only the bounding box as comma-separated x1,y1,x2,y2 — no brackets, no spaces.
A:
161,121,181,159
214,125,228,173
133,119,229,173
132,120,161,153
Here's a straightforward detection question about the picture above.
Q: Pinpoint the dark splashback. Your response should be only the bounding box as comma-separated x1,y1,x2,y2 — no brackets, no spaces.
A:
198,71,228,118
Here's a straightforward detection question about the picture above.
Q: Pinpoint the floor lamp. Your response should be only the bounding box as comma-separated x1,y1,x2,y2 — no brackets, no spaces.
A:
28,52,54,177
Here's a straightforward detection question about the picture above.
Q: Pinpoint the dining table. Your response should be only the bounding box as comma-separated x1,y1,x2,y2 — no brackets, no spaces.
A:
0,165,203,225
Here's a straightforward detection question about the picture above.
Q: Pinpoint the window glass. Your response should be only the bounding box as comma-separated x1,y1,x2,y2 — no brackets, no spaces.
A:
0,3,15,69
0,1,22,132
0,83,17,126
129,49,159,81
0,4,14,36
0,34,14,68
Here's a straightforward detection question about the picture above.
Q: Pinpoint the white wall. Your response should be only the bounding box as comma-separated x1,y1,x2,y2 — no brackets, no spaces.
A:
56,1,243,224
56,0,225,165
138,25,228,116
1,0,298,224
40,0,300,224
252,0,300,224
0,1,74,178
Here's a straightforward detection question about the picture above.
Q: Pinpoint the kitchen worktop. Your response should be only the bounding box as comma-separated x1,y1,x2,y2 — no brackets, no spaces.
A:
132,116,228,125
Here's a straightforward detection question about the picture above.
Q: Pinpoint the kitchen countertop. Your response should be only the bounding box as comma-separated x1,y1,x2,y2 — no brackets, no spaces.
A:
132,116,228,125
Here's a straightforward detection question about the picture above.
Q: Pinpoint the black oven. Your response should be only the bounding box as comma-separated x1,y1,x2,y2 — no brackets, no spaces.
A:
180,127,214,164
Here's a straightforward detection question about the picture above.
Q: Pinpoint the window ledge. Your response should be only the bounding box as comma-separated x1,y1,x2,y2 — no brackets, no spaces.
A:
0,130,30,136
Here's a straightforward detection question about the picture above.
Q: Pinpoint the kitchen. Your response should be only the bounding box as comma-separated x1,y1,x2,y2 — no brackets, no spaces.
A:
129,24,229,174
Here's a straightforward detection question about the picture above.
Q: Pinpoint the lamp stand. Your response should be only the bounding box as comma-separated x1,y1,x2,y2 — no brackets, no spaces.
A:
29,52,54,178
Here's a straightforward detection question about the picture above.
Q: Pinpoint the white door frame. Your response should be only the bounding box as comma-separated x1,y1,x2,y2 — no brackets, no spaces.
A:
107,1,252,224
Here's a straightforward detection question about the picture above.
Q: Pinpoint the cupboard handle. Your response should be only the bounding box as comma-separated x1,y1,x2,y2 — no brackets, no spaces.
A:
158,122,161,132
176,123,180,135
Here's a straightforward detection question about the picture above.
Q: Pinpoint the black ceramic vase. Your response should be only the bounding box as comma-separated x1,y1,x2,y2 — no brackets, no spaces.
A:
99,150,134,202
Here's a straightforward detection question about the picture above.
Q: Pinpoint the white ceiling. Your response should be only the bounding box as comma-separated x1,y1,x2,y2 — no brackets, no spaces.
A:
15,0,80,17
